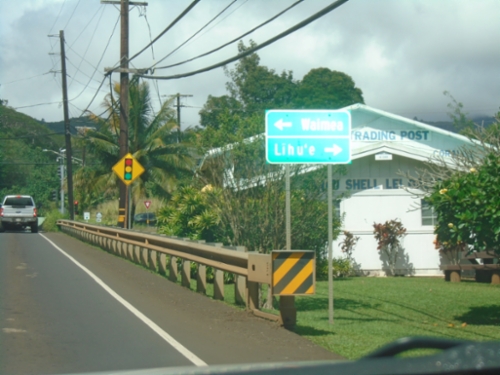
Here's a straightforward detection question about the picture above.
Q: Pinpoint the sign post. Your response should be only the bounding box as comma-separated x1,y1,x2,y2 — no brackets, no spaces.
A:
144,200,152,226
265,109,351,326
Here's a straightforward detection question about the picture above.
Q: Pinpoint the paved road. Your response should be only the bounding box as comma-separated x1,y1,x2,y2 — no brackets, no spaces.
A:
1,231,342,374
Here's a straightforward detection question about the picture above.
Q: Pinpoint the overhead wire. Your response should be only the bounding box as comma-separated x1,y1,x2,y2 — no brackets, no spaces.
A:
138,0,350,80
13,102,62,110
68,5,107,87
182,0,250,45
48,0,67,35
139,6,162,106
1,72,52,86
146,0,238,70
123,0,201,68
63,0,82,30
70,12,120,107
154,0,303,71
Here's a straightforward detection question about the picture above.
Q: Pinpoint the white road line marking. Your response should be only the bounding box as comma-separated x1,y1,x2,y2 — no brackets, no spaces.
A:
3,328,27,333
40,234,207,367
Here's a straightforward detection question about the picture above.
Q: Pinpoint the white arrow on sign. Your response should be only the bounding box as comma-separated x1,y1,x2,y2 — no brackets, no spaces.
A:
324,144,343,156
274,119,292,131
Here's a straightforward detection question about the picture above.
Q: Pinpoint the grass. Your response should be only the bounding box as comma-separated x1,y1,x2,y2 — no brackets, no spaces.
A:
287,277,500,359
70,230,500,360
126,255,500,360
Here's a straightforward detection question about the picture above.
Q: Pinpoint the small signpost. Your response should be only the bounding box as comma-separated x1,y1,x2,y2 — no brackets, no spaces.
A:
265,109,352,326
96,212,102,223
83,212,90,222
144,200,152,225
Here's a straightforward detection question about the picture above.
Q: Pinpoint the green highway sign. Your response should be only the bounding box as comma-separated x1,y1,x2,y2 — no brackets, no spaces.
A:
265,110,351,164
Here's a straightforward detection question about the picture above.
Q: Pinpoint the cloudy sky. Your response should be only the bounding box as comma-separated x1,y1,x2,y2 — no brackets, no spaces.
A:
1,0,499,129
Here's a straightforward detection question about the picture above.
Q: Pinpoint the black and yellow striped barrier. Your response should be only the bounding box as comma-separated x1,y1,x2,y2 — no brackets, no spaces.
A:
272,251,315,295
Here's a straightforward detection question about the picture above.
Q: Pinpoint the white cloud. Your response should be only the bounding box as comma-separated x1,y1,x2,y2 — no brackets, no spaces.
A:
1,0,499,127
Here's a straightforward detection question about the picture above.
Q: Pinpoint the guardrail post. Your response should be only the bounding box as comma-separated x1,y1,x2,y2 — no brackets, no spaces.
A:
214,270,224,300
197,264,206,294
212,243,224,301
246,281,259,310
127,243,134,261
140,247,149,267
149,250,158,272
158,253,167,275
169,256,178,282
133,245,141,264
181,260,191,288
234,246,246,305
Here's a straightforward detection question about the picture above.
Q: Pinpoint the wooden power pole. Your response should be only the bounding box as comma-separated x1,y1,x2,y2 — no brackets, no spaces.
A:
59,30,74,220
102,0,147,228
117,0,130,228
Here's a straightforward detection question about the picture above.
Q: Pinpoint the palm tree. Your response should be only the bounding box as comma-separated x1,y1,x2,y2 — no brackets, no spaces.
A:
74,79,195,217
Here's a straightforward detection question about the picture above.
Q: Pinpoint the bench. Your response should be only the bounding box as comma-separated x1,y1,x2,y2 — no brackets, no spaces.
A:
441,251,500,284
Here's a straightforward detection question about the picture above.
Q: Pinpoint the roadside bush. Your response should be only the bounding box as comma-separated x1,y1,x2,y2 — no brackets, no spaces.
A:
316,257,354,280
41,209,67,232
373,219,407,276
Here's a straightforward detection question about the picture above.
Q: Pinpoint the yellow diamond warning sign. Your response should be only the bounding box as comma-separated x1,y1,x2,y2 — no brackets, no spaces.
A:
112,153,145,186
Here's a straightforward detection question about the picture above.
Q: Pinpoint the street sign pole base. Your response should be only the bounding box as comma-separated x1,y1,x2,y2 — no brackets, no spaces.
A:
279,295,296,329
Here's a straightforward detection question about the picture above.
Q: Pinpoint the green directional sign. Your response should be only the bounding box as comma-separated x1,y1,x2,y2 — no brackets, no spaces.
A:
265,110,352,164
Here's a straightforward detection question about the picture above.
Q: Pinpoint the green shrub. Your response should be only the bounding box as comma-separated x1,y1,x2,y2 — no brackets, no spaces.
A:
316,257,354,280
41,209,67,232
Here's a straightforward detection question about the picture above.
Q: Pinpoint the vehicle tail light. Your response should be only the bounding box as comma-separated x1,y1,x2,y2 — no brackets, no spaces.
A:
33,208,37,217
0,207,3,217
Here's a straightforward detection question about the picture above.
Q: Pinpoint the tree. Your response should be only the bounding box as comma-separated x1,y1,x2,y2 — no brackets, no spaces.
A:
443,91,475,133
75,79,195,215
426,152,500,255
224,40,296,116
198,136,344,308
199,95,242,130
293,68,364,109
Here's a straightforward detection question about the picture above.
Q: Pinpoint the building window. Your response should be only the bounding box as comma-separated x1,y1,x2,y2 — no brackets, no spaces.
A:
421,200,437,226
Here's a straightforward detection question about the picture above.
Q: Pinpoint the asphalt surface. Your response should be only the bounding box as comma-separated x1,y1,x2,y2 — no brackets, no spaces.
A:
0,230,343,375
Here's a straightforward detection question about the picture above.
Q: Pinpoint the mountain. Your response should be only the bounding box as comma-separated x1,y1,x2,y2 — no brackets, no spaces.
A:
39,116,98,135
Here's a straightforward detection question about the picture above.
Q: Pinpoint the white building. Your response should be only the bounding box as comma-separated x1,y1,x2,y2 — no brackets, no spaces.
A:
203,104,474,277
332,104,473,276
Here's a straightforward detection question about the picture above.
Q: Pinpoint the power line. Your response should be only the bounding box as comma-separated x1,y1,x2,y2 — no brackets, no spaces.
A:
146,0,238,70
154,0,303,71
78,75,108,116
68,5,107,88
0,72,52,86
138,0,350,81
68,4,105,48
13,102,61,110
48,0,67,35
63,0,82,30
124,0,201,67
74,13,120,114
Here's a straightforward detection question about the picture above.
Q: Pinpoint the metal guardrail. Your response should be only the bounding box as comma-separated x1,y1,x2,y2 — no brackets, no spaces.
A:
57,220,280,322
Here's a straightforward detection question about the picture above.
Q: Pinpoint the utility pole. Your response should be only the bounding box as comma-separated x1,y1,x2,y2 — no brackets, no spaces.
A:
59,30,74,220
102,0,148,228
165,94,193,142
118,0,130,228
